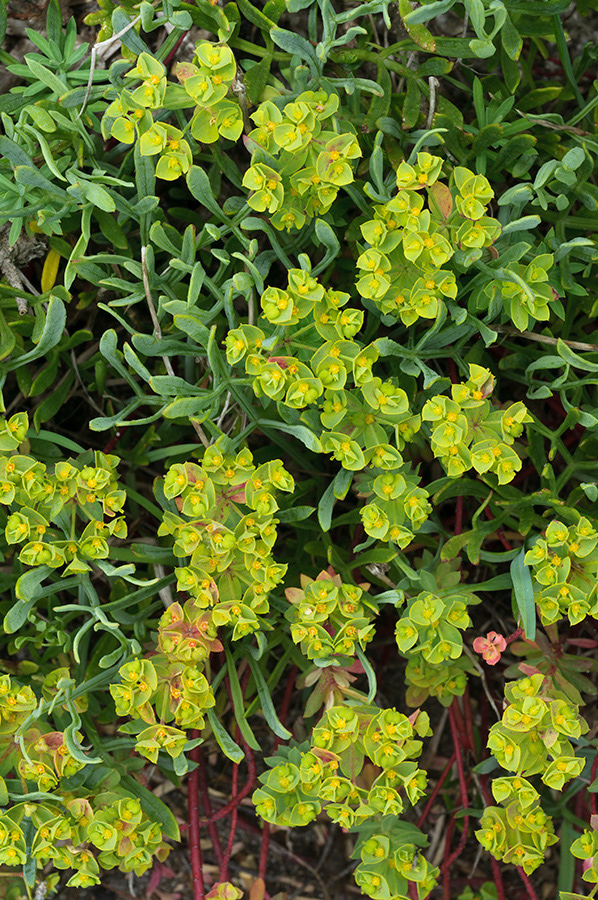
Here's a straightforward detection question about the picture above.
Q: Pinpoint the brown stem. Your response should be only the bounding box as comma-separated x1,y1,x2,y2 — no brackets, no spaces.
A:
495,324,598,353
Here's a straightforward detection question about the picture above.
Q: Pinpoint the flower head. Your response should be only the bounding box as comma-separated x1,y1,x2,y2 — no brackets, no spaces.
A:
473,631,507,665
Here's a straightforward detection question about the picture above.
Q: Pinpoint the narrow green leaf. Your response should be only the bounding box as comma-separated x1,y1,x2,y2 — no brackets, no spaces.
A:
187,165,229,220
33,373,74,431
225,648,260,751
59,84,107,108
356,647,377,702
558,820,576,895
276,505,315,523
313,219,340,276
556,338,598,372
510,548,536,640
206,708,244,764
237,0,275,31
245,54,274,105
120,774,181,840
318,480,336,533
246,656,292,741
0,1,7,45
4,598,37,634
46,0,63,43
260,420,322,452
111,8,150,55
398,0,436,51
24,57,67,95
0,774,8,806
403,0,455,24
269,27,320,68
473,756,499,774
402,76,421,130
78,180,116,213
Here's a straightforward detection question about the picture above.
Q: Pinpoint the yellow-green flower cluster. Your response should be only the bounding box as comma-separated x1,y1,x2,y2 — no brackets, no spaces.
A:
358,465,431,547
0,673,37,736
422,363,532,482
105,444,292,766
571,827,598,884
110,655,215,763
101,43,241,181
395,590,473,665
405,656,472,708
100,46,360,196
0,413,127,576
353,824,439,900
254,705,435,898
253,704,431,828
487,673,587,784
355,155,501,325
476,776,558,875
0,673,169,888
243,91,361,231
474,253,557,332
225,270,430,547
525,517,598,625
158,443,292,639
285,570,377,662
18,727,85,792
175,43,243,145
28,792,169,886
102,53,165,145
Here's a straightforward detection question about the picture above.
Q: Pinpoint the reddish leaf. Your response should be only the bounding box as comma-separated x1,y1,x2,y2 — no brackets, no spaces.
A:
428,182,453,221
250,878,266,900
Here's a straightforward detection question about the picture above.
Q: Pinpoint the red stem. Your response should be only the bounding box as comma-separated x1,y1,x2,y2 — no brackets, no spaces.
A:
102,426,127,455
200,739,257,825
489,855,506,900
408,882,419,900
517,867,539,900
450,698,470,752
441,814,457,900
484,506,513,551
462,686,476,757
443,808,470,874
188,734,205,900
591,755,598,816
219,760,239,881
275,665,297,749
258,822,271,883
197,745,224,866
443,704,470,896
163,29,189,67
506,626,523,645
417,751,456,829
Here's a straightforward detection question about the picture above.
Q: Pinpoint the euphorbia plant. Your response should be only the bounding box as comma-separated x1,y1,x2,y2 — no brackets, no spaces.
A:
1,0,598,898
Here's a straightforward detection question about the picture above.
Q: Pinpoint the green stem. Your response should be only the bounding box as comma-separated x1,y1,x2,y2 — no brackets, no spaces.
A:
228,36,288,61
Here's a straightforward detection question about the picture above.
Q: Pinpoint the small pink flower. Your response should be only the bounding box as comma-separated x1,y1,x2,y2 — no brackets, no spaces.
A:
473,631,507,665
